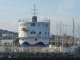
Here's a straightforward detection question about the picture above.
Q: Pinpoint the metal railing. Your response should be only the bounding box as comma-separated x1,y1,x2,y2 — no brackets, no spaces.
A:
18,18,50,23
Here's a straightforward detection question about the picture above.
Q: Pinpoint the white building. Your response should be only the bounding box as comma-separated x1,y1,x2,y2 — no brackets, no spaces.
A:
18,4,50,47
2,32,18,39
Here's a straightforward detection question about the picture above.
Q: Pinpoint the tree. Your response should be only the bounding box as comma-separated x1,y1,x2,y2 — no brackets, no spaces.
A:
12,38,19,47
55,35,58,46
63,33,68,47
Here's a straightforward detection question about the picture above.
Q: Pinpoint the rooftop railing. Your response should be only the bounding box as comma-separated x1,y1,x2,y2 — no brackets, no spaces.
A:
18,18,50,23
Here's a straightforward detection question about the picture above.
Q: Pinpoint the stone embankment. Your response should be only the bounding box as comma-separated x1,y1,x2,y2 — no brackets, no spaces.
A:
0,52,80,59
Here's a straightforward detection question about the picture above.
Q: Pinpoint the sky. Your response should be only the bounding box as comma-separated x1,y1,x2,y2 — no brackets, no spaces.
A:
0,0,80,36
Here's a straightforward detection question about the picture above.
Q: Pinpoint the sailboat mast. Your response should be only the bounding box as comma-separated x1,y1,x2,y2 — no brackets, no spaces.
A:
78,24,79,46
60,22,62,46
73,19,75,46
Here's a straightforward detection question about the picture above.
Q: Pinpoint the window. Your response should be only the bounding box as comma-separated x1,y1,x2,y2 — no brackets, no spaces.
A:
24,23,26,26
46,24,48,27
22,28,26,31
38,23,40,26
35,39,37,41
45,32,47,35
31,23,35,26
34,32,35,34
48,32,49,35
31,31,36,34
39,32,41,34
21,23,26,26
43,23,44,27
31,32,33,34
27,23,30,26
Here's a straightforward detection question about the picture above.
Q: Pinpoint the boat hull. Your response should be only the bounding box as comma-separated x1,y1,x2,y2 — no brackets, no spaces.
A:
19,39,49,47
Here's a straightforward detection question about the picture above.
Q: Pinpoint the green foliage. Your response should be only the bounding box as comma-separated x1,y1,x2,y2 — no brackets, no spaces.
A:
12,38,19,47
3,43,12,47
55,42,62,47
64,43,70,47
52,42,55,45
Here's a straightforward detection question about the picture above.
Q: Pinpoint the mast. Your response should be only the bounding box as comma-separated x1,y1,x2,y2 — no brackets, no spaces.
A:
57,23,59,46
55,23,58,46
60,22,62,46
31,4,38,22
78,24,79,46
31,4,38,16
73,19,75,46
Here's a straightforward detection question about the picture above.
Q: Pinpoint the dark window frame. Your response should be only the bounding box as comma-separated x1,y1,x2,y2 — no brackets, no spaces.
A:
31,32,33,34
45,32,47,35
34,32,35,34
35,39,37,41
31,31,36,34
31,23,35,26
46,24,48,27
39,32,41,34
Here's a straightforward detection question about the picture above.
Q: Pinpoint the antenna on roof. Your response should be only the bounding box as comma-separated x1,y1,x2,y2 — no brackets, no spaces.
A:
31,4,38,22
31,4,38,16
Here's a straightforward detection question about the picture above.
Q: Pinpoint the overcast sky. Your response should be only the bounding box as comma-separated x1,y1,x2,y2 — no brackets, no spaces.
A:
0,0,80,36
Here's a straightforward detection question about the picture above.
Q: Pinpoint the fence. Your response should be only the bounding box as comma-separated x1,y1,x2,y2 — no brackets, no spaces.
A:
0,46,77,53
0,47,47,53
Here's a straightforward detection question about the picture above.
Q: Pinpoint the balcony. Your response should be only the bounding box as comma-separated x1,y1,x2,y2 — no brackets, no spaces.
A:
22,28,30,31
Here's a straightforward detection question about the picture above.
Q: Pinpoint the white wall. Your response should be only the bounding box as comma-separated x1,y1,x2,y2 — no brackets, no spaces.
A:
1,40,13,44
19,22,50,38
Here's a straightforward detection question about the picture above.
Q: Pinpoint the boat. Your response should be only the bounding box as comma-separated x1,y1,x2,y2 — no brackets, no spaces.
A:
18,4,50,47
